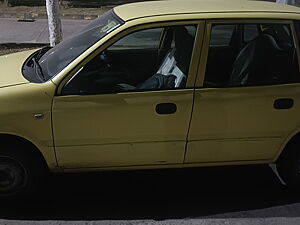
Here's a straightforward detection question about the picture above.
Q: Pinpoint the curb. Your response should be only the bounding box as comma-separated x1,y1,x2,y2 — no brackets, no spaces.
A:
1,12,100,20
24,12,100,20
0,43,48,48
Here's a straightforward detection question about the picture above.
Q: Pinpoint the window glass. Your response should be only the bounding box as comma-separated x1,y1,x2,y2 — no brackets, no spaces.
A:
36,10,123,81
204,23,300,88
109,28,163,49
62,25,197,95
294,20,300,47
244,24,259,42
210,25,236,46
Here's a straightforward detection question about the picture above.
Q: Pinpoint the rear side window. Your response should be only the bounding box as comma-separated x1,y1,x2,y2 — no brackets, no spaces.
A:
210,25,236,46
204,23,300,88
294,21,300,49
244,24,259,42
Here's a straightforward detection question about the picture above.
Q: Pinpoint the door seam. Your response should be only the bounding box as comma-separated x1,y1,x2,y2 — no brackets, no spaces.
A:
183,21,206,163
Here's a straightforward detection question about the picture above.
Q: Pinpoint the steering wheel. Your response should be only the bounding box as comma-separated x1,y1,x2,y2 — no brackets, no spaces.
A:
100,50,112,68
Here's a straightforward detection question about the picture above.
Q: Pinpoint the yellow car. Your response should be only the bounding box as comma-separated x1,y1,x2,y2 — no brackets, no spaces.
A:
1,0,300,197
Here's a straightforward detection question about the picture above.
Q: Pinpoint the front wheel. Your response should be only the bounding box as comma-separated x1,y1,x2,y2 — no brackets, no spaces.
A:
0,145,47,198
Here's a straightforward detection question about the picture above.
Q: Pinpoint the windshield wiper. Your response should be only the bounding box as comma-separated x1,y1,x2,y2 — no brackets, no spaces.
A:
36,46,51,61
31,47,51,81
32,57,45,81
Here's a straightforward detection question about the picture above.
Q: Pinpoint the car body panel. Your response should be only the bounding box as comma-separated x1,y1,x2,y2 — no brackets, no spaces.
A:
186,84,300,163
53,89,193,168
62,158,273,173
114,0,300,22
185,18,300,163
0,50,33,87
0,49,58,170
51,20,204,169
0,81,58,170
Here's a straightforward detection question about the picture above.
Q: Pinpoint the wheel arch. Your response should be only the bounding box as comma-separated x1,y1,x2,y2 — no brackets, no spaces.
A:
0,133,58,171
275,129,300,162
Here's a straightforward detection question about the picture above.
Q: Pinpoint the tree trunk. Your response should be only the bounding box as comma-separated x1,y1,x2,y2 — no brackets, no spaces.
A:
3,0,9,7
276,0,296,5
46,0,63,46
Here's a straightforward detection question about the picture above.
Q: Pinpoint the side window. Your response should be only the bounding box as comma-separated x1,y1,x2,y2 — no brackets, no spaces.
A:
210,25,236,46
244,24,259,42
204,23,300,88
295,20,300,46
62,25,197,95
109,28,163,49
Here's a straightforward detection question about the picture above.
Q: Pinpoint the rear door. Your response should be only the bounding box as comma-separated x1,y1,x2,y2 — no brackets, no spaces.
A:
186,20,300,164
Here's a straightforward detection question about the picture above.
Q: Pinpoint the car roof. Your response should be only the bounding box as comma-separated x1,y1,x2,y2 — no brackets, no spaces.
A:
114,0,300,21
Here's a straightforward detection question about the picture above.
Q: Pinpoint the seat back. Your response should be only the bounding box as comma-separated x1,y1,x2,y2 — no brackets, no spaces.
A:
157,27,195,88
139,26,195,90
228,33,285,86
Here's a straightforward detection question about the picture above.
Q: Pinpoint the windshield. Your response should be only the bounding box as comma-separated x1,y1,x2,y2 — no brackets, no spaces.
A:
37,10,123,81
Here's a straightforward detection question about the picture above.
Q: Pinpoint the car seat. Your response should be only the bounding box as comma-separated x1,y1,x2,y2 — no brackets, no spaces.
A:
137,26,195,90
228,32,286,86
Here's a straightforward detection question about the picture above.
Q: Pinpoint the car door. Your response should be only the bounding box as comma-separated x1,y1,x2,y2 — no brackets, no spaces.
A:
185,20,300,164
52,21,204,169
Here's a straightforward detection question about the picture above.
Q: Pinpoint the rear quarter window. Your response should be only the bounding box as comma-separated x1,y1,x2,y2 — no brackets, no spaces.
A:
294,21,300,47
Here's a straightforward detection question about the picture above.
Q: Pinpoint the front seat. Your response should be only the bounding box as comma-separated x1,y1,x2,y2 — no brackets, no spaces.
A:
137,26,195,90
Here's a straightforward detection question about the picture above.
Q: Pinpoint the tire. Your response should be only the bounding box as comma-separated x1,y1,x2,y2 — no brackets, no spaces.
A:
0,143,47,198
276,142,300,188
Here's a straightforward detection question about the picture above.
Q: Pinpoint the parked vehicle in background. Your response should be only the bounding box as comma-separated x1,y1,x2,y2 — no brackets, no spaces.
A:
1,0,300,198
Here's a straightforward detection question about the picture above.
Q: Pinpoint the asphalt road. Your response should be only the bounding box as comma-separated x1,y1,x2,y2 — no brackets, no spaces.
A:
1,165,300,224
0,18,90,44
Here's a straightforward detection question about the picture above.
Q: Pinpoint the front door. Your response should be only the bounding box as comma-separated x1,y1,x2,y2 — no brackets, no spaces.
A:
52,23,202,168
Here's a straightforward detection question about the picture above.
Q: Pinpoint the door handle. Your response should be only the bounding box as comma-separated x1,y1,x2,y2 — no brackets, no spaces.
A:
274,98,294,110
156,103,177,114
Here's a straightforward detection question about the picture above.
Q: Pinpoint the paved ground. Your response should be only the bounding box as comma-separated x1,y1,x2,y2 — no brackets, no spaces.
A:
1,218,300,225
1,165,300,224
0,18,90,44
0,2,110,20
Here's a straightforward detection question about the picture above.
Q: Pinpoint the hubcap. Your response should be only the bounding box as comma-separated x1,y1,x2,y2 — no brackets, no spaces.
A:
0,157,27,195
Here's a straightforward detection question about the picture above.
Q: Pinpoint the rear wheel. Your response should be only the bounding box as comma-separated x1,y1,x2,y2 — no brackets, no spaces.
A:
0,144,47,198
276,143,300,188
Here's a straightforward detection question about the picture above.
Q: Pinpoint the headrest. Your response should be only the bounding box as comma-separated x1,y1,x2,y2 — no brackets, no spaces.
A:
173,26,195,74
256,33,283,51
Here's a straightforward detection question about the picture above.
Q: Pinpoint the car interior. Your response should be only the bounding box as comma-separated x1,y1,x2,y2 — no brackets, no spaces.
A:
204,23,300,88
62,25,197,95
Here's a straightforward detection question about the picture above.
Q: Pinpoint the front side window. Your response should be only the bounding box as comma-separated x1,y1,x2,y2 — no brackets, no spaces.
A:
62,25,197,95
109,28,163,49
204,23,300,88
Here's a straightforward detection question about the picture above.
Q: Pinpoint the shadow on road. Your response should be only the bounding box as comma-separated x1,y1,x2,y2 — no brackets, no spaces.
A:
1,165,299,220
